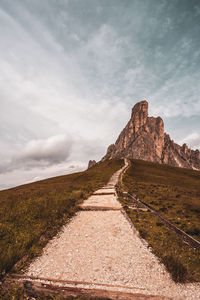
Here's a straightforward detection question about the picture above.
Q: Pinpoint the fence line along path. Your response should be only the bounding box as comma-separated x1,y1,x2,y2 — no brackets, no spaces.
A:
23,159,200,299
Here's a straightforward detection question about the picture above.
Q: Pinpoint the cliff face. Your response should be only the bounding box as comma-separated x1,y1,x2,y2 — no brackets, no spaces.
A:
103,100,200,170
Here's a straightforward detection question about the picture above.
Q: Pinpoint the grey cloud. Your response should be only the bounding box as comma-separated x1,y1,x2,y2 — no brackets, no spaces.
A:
19,135,72,163
0,161,86,190
180,133,200,150
0,135,72,174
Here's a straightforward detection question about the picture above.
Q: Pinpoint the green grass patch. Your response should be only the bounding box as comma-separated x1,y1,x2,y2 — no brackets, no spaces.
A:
0,159,123,280
119,159,200,282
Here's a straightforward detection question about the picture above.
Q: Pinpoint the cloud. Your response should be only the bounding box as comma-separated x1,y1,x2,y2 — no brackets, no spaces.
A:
0,135,72,174
180,132,200,150
149,72,200,118
19,135,72,164
0,160,86,190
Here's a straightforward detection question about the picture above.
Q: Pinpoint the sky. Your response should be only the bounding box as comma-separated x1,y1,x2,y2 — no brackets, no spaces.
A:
0,0,200,190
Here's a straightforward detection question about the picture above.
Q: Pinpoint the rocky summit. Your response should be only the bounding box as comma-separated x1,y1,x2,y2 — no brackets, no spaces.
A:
103,100,200,170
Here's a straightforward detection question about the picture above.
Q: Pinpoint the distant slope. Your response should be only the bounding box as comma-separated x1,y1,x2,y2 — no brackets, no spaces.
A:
0,159,123,278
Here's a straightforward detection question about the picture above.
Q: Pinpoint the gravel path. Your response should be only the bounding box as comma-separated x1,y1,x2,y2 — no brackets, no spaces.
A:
26,162,200,299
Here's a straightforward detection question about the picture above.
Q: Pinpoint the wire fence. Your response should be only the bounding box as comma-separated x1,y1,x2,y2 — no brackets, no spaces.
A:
125,191,200,250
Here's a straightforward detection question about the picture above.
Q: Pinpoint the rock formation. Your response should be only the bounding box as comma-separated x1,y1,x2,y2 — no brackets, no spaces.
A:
88,160,97,169
102,100,200,170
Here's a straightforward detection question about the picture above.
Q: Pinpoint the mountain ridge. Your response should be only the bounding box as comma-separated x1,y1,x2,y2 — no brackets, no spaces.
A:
102,100,200,170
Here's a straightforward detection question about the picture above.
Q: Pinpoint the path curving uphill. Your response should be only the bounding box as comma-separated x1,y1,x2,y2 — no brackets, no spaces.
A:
23,160,200,299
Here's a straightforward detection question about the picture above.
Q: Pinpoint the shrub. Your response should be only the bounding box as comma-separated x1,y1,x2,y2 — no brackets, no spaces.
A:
162,255,188,282
139,229,147,239
186,228,200,236
156,222,163,227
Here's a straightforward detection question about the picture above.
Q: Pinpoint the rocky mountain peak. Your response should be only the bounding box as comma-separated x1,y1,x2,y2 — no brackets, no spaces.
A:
131,100,148,131
102,100,200,170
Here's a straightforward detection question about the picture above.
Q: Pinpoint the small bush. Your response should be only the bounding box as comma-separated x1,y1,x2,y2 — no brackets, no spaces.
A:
156,222,163,227
150,201,158,205
159,207,167,212
139,229,147,239
186,228,200,236
162,255,188,282
123,205,129,210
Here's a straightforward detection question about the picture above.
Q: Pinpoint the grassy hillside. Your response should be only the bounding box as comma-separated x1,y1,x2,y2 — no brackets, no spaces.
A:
0,159,123,279
123,159,200,240
120,159,200,282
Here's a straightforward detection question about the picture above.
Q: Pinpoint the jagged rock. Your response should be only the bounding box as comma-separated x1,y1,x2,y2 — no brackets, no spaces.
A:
102,100,200,170
88,160,97,169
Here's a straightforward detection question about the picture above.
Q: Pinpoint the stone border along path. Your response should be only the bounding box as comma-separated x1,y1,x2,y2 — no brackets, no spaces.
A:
24,159,200,299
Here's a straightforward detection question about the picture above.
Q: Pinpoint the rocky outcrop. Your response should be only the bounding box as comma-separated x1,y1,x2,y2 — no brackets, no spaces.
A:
88,160,97,169
102,100,200,170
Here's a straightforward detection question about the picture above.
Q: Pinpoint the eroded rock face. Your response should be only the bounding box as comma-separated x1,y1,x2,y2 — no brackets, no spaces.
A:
102,100,200,170
88,160,97,169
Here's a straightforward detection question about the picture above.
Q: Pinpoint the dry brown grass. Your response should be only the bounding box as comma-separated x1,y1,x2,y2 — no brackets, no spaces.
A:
119,159,200,282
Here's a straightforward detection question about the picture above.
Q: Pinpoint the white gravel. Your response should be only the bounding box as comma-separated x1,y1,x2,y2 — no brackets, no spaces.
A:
80,194,122,209
26,162,200,299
